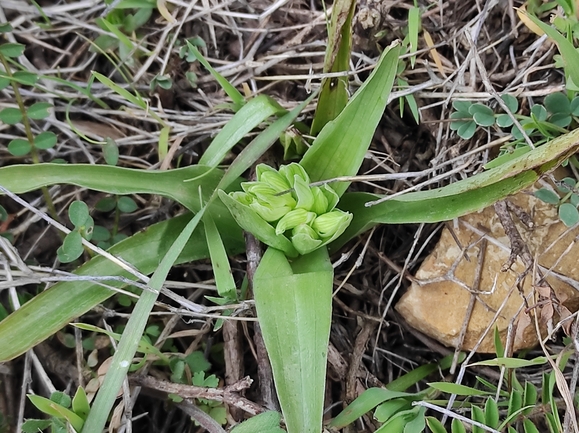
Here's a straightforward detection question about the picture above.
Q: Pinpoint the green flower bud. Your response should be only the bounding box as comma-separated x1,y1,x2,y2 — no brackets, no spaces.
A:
257,165,291,193
279,163,310,187
242,182,277,198
250,199,293,222
312,210,352,239
310,187,329,214
230,191,252,206
320,184,339,211
292,174,315,210
291,223,322,255
275,208,316,235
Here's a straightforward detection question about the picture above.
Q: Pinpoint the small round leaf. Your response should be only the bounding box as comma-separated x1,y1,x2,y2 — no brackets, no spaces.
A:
34,131,57,149
102,138,119,166
570,97,579,116
0,107,23,125
27,102,53,120
7,138,31,156
534,188,560,204
457,121,477,139
0,42,25,58
470,104,495,127
57,231,84,263
544,92,570,114
549,112,571,127
92,225,111,242
0,23,13,33
531,104,547,121
95,197,116,212
501,94,519,112
559,203,579,227
452,100,472,112
117,196,138,213
69,200,90,227
571,194,579,207
496,113,514,128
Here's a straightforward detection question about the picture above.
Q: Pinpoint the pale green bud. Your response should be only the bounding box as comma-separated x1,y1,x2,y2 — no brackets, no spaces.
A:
310,187,329,215
292,175,315,211
279,163,310,187
230,191,252,206
242,182,277,198
291,223,322,255
320,184,339,211
257,164,291,193
250,199,293,222
275,208,316,235
312,210,352,239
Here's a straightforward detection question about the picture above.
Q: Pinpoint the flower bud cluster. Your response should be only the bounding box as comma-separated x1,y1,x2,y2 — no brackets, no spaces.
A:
230,163,352,255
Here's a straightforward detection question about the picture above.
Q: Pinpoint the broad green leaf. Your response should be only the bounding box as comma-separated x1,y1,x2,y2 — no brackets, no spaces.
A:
470,405,485,433
329,387,421,428
0,164,236,217
301,42,401,196
0,213,244,361
523,381,538,415
199,95,285,167
333,127,579,249
253,247,332,433
0,23,13,33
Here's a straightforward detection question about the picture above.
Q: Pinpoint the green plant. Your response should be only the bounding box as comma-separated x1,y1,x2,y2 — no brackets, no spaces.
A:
23,389,90,433
2,4,579,433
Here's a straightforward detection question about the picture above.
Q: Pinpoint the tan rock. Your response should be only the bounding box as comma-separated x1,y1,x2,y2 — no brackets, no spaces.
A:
396,186,579,353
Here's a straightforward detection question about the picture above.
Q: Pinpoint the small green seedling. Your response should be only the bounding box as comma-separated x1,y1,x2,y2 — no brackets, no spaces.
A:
23,388,90,433
57,201,94,263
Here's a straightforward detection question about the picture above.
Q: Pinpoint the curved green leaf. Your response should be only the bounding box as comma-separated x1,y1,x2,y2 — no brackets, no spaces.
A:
0,213,244,361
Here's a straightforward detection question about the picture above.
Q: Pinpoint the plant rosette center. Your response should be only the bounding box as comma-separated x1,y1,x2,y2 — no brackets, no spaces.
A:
219,163,352,256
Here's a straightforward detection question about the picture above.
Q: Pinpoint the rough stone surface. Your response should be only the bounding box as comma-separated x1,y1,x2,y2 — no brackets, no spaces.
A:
396,186,579,353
